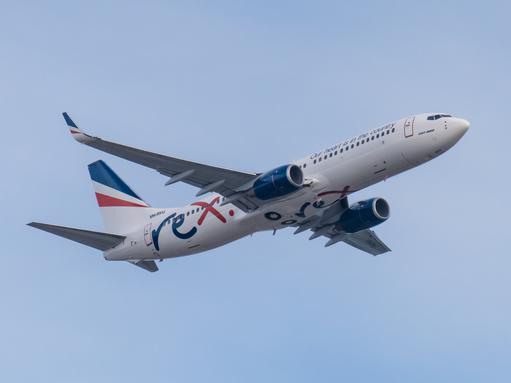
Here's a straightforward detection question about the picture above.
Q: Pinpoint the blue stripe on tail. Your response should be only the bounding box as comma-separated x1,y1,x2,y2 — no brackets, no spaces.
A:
62,112,78,128
88,160,143,200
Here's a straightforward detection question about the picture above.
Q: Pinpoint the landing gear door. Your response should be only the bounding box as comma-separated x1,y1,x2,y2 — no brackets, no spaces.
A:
404,117,415,138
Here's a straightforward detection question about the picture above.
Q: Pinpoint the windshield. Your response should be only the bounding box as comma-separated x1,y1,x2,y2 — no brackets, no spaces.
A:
427,114,452,121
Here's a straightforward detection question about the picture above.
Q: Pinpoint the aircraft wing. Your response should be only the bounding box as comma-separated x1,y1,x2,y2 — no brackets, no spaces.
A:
63,113,259,211
294,199,391,256
310,227,391,256
332,229,391,256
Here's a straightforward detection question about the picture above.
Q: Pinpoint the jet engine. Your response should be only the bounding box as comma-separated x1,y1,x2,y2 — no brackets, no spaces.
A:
336,198,390,233
253,164,304,200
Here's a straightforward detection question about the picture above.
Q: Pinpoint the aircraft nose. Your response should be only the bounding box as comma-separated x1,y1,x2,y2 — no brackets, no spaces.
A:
453,117,470,136
449,118,470,140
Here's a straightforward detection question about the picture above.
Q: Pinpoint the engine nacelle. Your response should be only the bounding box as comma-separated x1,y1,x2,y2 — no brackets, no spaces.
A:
336,198,390,233
253,164,304,200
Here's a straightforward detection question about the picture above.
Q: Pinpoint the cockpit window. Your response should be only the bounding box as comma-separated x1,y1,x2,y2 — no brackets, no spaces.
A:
427,114,452,121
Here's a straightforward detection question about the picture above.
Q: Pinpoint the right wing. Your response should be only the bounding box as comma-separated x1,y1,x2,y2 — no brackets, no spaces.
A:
63,113,260,211
313,226,391,256
334,229,391,256
294,198,391,256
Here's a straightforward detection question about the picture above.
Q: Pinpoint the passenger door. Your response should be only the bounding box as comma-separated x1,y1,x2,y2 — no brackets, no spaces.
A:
403,117,415,138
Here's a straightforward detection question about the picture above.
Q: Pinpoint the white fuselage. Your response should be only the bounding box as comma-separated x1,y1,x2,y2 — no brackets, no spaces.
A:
105,113,469,262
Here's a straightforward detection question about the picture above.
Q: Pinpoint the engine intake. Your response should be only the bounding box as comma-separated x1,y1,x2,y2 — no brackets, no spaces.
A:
253,164,303,200
336,198,390,233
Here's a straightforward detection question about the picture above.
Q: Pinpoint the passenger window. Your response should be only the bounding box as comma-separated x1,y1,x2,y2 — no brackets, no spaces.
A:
303,164,307,168
392,128,395,133
351,144,354,149
334,151,337,155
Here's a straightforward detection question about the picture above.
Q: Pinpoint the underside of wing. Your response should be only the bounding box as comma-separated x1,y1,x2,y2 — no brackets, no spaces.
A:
63,113,260,211
293,198,391,256
328,229,391,256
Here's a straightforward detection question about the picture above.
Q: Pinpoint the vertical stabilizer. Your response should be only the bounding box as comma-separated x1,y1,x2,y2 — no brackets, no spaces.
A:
88,160,154,234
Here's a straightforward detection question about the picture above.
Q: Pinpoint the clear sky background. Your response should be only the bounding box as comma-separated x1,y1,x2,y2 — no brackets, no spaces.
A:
1,1,510,382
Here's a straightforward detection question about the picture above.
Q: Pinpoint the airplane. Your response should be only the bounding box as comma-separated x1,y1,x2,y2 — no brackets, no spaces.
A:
28,112,469,272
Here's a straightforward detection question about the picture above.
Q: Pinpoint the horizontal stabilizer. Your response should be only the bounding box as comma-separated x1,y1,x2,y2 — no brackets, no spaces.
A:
128,260,159,272
28,222,125,251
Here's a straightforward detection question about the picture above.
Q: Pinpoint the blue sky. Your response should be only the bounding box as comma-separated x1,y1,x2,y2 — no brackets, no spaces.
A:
1,1,510,382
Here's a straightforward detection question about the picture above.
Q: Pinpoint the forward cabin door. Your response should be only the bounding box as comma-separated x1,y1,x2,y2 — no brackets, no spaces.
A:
403,117,415,137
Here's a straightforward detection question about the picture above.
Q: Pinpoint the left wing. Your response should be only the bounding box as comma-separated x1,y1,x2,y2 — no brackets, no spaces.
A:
63,113,260,211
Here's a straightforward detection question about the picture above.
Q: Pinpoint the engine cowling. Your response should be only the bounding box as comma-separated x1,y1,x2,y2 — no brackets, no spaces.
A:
336,198,390,233
253,164,304,200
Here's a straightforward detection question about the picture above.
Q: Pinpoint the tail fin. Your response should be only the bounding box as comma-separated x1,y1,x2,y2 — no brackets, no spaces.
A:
88,160,153,234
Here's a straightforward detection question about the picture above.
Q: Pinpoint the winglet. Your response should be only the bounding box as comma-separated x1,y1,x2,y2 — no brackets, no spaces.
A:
63,112,94,143
63,112,78,128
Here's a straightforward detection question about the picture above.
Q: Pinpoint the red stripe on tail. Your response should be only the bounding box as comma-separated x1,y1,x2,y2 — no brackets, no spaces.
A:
95,193,147,207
